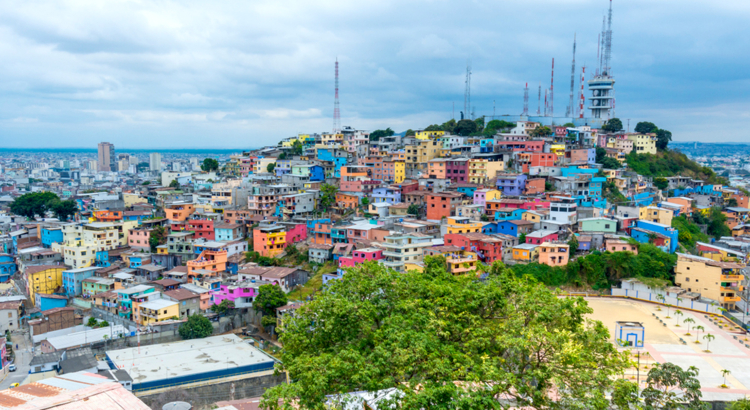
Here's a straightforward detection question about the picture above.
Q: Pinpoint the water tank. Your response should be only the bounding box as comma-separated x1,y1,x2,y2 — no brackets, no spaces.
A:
163,402,191,410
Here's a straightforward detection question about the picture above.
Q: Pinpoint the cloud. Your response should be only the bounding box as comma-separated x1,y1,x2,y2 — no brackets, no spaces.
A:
0,0,748,147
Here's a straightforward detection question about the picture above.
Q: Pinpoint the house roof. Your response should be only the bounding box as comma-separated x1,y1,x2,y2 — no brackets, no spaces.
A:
24,265,63,275
150,278,180,287
164,288,199,301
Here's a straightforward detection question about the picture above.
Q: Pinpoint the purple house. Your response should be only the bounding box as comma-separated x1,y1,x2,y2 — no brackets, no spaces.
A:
372,187,401,205
446,159,470,183
496,173,528,196
211,279,273,308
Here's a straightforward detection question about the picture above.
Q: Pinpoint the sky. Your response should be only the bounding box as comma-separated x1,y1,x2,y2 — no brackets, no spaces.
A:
1,0,749,148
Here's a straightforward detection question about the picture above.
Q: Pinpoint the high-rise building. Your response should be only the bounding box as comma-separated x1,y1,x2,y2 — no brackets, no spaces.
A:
97,142,116,172
149,153,162,172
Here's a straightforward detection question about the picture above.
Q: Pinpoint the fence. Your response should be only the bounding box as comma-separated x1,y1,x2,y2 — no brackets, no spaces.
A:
90,307,138,332
611,288,724,315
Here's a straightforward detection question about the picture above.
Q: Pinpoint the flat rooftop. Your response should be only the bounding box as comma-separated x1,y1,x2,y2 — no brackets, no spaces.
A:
106,334,275,387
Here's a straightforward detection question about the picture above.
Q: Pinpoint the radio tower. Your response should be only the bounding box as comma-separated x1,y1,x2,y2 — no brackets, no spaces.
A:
578,66,586,119
464,62,472,120
537,84,541,115
332,59,341,134
549,58,554,117
522,83,529,116
603,0,613,76
566,34,576,118
544,89,548,117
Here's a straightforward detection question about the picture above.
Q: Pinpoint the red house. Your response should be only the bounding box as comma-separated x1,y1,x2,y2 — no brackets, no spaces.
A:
282,223,308,245
339,248,383,268
426,192,464,220
188,218,215,240
444,233,504,264
525,230,559,245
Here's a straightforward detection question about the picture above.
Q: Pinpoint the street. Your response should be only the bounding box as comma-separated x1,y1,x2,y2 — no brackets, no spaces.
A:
0,330,32,390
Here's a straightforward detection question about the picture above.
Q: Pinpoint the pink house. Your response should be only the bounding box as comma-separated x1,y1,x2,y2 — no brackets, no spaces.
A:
0,337,6,367
211,279,273,309
338,248,384,268
525,230,559,245
520,199,551,211
128,228,151,251
283,223,308,245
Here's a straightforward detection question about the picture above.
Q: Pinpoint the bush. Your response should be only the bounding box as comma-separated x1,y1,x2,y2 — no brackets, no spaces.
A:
86,317,98,327
179,314,213,339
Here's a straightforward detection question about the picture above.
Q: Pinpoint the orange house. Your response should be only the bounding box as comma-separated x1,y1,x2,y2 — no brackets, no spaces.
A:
336,193,360,209
313,223,332,245
187,245,228,282
427,159,447,179
94,210,123,222
538,242,570,267
731,194,750,209
165,202,195,222
253,225,287,258
666,197,693,216
524,179,546,195
426,192,464,220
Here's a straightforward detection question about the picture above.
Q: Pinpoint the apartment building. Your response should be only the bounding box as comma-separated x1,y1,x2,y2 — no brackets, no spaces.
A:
674,253,744,310
380,233,433,273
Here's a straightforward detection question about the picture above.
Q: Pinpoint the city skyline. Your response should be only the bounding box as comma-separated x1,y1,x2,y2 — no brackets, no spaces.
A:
1,0,748,148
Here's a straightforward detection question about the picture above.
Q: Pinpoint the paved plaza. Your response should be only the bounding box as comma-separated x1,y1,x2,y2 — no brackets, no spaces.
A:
586,297,750,401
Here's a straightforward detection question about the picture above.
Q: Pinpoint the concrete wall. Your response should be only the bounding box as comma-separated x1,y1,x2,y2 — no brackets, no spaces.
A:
137,373,286,410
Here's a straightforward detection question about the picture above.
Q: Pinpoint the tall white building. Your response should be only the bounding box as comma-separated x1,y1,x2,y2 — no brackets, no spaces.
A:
149,153,162,172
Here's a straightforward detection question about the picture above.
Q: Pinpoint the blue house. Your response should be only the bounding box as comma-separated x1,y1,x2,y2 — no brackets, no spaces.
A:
561,166,599,178
37,294,68,312
479,139,494,153
128,253,150,268
41,227,64,248
494,208,526,221
317,148,348,178
629,192,655,207
455,185,478,198
496,174,528,196
496,220,533,238
589,177,606,199
62,267,100,297
481,222,498,234
630,220,679,253
310,165,325,182
0,255,17,282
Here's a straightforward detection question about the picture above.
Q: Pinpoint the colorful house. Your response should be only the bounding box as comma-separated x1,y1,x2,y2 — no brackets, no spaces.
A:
630,220,679,253
538,242,569,267
253,224,287,258
25,265,65,305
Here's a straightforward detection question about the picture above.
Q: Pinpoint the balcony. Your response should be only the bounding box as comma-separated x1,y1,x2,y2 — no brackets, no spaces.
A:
381,259,404,267
722,295,741,303
721,274,743,281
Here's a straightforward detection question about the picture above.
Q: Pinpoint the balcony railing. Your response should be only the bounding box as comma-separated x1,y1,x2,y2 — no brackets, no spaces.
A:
721,274,743,281
722,295,741,302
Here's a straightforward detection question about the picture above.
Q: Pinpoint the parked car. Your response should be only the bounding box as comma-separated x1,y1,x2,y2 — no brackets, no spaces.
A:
9,383,18,388
8,364,15,372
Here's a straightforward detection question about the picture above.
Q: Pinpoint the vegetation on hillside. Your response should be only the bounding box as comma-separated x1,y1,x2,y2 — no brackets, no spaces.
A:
264,258,631,408
626,150,727,185
693,207,732,239
510,242,677,290
671,215,710,249
10,192,78,221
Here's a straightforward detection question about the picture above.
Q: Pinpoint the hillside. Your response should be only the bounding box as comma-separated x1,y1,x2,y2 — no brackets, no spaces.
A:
626,150,727,185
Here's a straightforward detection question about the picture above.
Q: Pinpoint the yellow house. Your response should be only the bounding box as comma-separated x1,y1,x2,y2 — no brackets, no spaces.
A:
639,206,673,226
394,161,406,183
445,250,478,275
25,265,65,305
674,253,744,310
405,140,440,175
138,299,180,326
446,217,482,235
522,210,547,224
415,130,446,140
404,262,425,272
321,133,343,145
512,244,538,262
626,133,657,155
122,193,147,208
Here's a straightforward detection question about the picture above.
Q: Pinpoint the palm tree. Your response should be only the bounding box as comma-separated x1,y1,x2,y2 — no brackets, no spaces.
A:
721,369,731,388
674,309,683,326
655,294,665,311
694,325,705,343
665,303,672,318
684,318,695,336
704,333,715,352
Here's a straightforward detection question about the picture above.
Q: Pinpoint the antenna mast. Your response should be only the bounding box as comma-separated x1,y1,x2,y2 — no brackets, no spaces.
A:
333,59,341,134
549,58,554,118
567,34,576,118
579,66,586,119
522,83,529,116
544,89,548,117
464,62,472,120
537,84,541,115
603,0,613,76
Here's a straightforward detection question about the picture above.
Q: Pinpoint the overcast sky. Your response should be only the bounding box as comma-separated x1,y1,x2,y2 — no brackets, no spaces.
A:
1,0,748,148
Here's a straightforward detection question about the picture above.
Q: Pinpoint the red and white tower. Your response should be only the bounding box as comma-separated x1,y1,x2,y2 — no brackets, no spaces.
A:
333,59,341,134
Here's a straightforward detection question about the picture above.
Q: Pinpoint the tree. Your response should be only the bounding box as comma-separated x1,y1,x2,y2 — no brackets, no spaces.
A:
529,125,553,138
694,325,705,344
360,197,370,209
440,119,457,134
424,124,442,132
674,309,683,326
684,317,695,336
518,233,527,244
595,146,608,163
319,184,338,212
149,225,168,253
727,198,739,207
730,399,750,410
10,192,59,220
291,140,304,156
656,294,665,310
142,181,151,185
201,158,219,172
568,237,579,258
99,320,109,328
267,163,276,173
210,299,235,315
278,152,287,160
721,369,731,388
656,128,673,151
262,259,630,409
254,284,288,317
473,117,485,134
50,199,78,221
599,156,622,170
453,119,478,136
407,204,419,216
136,162,150,172
169,179,180,189
369,128,394,141
634,121,657,134
602,118,623,133
178,314,213,340
86,317,98,327
404,129,416,137
654,177,669,190
704,333,715,352
639,363,705,409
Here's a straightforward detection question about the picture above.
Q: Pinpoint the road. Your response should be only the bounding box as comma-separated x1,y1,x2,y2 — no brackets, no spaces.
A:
0,330,32,390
